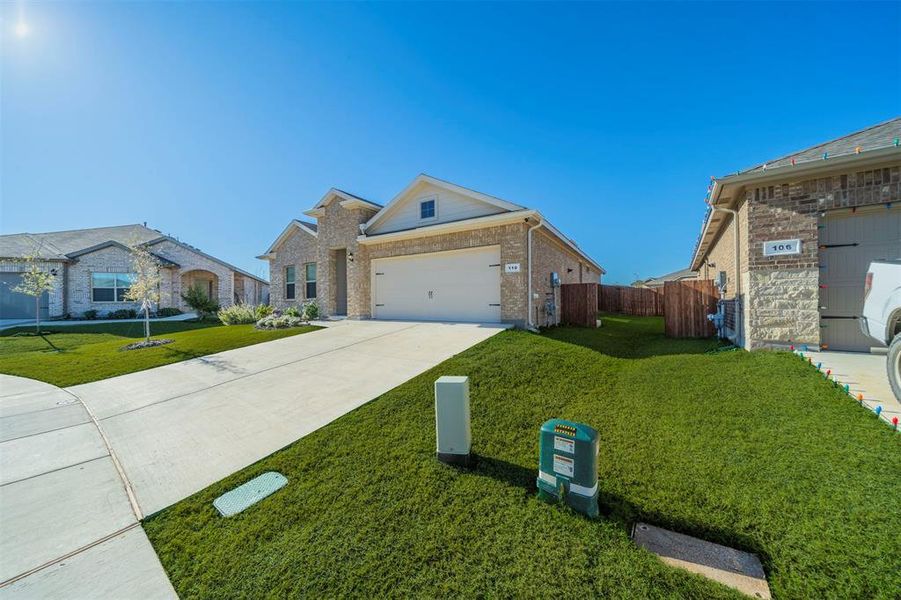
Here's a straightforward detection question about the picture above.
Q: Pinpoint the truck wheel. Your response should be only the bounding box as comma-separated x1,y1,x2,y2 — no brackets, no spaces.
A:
888,334,901,403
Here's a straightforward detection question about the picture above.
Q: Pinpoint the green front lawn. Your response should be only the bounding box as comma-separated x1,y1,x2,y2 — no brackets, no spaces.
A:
0,321,320,387
144,315,900,599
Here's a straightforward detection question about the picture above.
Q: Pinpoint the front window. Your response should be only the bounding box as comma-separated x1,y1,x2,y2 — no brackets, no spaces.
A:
304,263,317,298
285,266,296,300
92,272,135,302
420,198,436,220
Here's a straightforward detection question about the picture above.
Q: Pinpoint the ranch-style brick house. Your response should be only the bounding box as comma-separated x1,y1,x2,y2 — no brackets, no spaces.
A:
0,224,269,319
691,117,901,352
260,174,604,328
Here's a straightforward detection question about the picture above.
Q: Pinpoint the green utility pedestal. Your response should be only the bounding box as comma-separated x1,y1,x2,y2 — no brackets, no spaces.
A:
536,419,599,518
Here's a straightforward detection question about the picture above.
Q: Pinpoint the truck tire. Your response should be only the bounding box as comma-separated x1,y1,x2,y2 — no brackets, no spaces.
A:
888,334,901,403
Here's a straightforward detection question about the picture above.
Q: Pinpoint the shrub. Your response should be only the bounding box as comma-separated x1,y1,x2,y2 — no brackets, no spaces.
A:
157,307,183,317
255,304,274,319
107,309,138,320
284,306,301,318
217,304,258,326
181,285,220,319
82,309,98,320
256,314,303,329
301,300,320,321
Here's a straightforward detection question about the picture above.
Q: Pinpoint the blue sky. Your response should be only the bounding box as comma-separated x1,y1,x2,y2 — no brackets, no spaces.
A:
2,2,898,284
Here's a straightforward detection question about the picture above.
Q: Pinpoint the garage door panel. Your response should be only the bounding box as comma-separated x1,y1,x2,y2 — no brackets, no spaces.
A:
372,246,501,323
1,273,49,320
820,206,901,351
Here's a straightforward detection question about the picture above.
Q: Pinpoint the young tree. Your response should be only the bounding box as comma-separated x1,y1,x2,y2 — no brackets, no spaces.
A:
12,250,57,334
123,243,161,343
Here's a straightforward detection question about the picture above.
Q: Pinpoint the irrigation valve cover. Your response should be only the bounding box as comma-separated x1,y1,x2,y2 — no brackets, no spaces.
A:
537,419,599,518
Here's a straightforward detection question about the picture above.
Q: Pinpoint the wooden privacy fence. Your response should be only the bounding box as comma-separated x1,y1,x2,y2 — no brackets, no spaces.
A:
663,279,718,338
598,285,665,316
560,283,598,327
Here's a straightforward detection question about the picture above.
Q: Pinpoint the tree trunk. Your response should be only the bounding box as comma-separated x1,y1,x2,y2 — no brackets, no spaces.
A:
35,296,40,334
144,305,151,343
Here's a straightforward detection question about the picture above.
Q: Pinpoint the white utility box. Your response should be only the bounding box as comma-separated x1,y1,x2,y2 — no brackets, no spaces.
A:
434,376,472,466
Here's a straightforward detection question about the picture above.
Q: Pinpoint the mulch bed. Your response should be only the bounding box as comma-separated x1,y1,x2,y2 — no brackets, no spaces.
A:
121,339,175,351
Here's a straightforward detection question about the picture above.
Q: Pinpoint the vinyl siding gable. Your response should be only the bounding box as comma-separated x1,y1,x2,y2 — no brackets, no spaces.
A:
365,181,508,235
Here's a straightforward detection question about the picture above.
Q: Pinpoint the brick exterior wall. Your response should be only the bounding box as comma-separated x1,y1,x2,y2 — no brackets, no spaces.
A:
530,229,601,327
0,259,66,317
700,163,900,349
696,200,749,300
267,226,318,309
264,199,602,328
147,239,237,311
362,223,530,324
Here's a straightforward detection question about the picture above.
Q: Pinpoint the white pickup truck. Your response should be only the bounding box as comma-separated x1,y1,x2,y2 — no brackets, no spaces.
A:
861,260,901,401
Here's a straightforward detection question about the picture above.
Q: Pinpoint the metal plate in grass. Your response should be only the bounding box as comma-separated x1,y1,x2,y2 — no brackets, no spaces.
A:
213,471,287,517
632,522,771,599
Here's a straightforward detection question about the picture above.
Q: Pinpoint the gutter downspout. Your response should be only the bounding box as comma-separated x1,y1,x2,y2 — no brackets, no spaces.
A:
706,197,742,343
527,216,543,330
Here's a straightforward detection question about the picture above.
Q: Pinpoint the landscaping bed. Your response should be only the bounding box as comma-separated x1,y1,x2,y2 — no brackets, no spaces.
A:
144,315,900,598
0,321,320,387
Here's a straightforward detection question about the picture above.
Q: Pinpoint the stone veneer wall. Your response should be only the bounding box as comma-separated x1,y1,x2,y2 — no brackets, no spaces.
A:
267,227,318,309
362,223,530,325
0,259,66,317
743,164,900,348
315,201,379,319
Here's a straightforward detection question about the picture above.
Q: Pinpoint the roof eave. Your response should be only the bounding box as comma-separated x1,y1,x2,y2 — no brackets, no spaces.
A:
691,145,901,269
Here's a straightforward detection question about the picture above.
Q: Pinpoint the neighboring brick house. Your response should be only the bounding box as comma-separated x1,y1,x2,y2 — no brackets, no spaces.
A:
691,118,901,351
0,224,269,319
260,174,604,328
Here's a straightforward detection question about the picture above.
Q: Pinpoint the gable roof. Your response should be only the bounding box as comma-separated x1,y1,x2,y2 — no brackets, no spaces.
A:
257,219,318,259
362,173,525,233
0,223,268,284
303,188,383,217
66,240,180,267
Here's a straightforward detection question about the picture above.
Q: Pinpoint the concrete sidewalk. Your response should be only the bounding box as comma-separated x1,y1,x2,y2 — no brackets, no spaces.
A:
0,375,175,598
805,349,900,425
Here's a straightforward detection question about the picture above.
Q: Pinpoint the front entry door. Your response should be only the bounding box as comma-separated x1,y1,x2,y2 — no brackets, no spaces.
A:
335,249,348,315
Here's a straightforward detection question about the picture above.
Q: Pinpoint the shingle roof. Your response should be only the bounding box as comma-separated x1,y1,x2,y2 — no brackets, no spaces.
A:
0,224,160,260
738,117,901,175
333,189,383,208
0,224,268,284
644,268,697,286
298,220,318,232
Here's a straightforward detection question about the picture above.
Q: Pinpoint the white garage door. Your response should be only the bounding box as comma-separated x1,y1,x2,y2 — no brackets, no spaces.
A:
371,246,502,323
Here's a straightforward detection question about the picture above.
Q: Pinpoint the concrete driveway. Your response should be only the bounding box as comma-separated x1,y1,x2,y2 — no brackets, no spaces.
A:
69,320,506,516
805,349,900,425
1,320,505,596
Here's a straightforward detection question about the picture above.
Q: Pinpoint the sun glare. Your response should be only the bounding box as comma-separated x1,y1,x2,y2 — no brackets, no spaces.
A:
15,21,29,38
